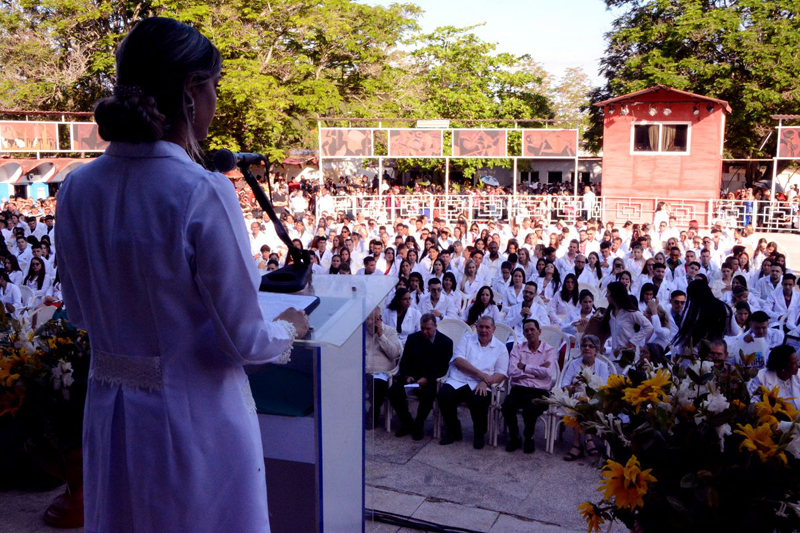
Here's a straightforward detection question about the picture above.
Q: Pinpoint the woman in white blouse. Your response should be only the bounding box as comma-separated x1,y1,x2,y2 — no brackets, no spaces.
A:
4,255,24,286
459,259,483,299
561,289,596,337
503,268,526,309
441,272,465,312
381,288,422,344
381,247,399,276
549,273,580,323
516,248,535,280
577,252,603,288
599,281,654,356
23,257,52,306
0,271,23,317
537,262,560,303
462,286,502,328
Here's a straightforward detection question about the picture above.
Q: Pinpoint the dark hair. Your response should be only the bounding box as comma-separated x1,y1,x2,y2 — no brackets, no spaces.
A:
442,271,458,291
23,257,47,290
3,255,20,273
387,288,410,311
639,282,656,302
522,318,540,330
560,273,579,305
750,310,770,324
466,286,495,326
767,345,796,373
673,280,732,349
578,289,595,304
607,281,636,312
94,17,222,161
785,273,796,283
732,274,748,289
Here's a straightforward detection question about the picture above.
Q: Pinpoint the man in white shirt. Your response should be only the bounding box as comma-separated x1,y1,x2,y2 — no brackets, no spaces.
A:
504,282,551,338
14,236,32,275
765,274,800,322
248,221,269,257
437,316,509,449
24,216,47,241
483,241,504,280
419,278,458,319
355,255,384,276
730,311,784,370
555,240,579,277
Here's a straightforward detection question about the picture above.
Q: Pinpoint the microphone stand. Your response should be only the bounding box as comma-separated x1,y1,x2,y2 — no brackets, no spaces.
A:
238,161,312,293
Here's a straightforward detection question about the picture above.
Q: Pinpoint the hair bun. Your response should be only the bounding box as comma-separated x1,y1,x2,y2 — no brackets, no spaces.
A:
94,93,167,143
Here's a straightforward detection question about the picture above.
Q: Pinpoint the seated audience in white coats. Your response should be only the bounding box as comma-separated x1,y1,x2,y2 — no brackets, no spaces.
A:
379,247,398,276
0,271,23,317
504,281,550,339
549,273,580,324
356,256,384,276
638,285,672,348
23,257,52,306
462,286,503,328
649,263,674,302
754,263,784,302
459,259,484,300
3,255,24,286
764,273,800,323
441,272,464,310
597,281,654,357
709,262,735,300
748,345,800,410
729,311,780,371
382,288,422,345
408,273,426,309
578,252,604,288
728,283,763,313
560,289,596,338
536,262,561,304
503,268,527,309
600,258,626,290
419,278,459,320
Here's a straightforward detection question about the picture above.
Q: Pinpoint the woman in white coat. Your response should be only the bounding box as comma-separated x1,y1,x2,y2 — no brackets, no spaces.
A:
57,18,309,533
382,288,421,344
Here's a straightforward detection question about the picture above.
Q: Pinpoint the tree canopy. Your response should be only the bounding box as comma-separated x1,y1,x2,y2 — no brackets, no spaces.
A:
588,0,800,164
0,0,554,170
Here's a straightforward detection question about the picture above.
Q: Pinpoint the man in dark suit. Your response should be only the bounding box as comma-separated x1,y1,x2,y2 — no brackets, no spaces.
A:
388,313,453,440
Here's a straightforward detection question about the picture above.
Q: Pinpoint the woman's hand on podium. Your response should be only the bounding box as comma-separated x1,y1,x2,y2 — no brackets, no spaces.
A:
275,308,310,338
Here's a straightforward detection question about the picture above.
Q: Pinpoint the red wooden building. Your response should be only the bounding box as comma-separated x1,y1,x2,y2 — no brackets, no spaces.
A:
594,85,731,224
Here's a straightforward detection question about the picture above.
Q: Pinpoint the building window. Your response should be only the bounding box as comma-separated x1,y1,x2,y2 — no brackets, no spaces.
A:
633,123,689,153
547,171,562,183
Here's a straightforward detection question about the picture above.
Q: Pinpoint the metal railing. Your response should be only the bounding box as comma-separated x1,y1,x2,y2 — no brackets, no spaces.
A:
316,195,799,233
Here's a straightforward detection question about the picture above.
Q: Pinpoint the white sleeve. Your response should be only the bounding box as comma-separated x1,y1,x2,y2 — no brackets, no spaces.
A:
185,175,294,366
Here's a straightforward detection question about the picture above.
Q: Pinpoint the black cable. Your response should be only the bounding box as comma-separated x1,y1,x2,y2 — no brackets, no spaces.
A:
365,508,484,533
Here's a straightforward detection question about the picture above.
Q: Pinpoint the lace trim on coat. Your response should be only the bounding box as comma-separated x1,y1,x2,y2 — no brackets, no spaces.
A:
91,350,163,391
242,380,257,414
273,320,296,364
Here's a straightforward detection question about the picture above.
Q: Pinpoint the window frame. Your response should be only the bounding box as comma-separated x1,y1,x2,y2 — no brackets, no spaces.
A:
629,121,692,156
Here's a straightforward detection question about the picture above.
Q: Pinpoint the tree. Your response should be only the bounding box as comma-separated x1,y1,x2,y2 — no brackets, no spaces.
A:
589,0,800,181
550,67,592,132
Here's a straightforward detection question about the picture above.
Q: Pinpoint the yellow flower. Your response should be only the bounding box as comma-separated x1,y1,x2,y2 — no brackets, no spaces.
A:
735,423,787,464
602,374,631,391
622,370,671,411
754,386,798,428
0,388,24,416
47,338,57,350
600,455,657,510
578,502,605,533
564,415,581,429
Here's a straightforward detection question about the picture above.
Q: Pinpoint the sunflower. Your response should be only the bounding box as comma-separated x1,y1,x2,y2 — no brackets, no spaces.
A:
754,386,798,428
0,355,22,388
578,502,605,533
602,373,631,391
735,423,787,464
564,414,581,429
600,455,657,510
622,369,671,411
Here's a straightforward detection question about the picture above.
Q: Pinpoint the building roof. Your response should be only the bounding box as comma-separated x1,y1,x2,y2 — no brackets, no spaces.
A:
594,85,732,113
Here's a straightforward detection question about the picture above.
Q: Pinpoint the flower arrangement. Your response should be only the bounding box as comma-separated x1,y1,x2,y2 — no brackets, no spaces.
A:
0,315,90,453
548,356,800,533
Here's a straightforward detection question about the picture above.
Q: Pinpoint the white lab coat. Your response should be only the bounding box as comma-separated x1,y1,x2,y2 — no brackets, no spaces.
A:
58,141,294,533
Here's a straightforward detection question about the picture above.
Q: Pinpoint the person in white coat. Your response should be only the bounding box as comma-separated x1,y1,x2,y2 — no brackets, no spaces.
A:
57,18,309,533
382,288,422,344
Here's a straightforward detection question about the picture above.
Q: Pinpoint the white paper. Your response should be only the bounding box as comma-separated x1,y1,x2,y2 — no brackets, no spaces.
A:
257,292,318,323
404,383,420,390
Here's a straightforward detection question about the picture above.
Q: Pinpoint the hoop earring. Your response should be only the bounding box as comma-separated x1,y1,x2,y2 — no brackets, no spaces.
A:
188,97,196,124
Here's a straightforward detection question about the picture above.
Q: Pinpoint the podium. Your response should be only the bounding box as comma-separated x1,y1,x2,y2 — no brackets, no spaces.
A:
248,275,396,533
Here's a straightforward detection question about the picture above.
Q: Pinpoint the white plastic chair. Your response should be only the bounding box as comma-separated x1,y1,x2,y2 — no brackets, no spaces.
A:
29,305,56,328
540,326,567,354
18,286,34,309
437,318,472,347
578,283,600,303
493,322,517,346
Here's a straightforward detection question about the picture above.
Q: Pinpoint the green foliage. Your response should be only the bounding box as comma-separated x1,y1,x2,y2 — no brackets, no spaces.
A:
589,0,800,159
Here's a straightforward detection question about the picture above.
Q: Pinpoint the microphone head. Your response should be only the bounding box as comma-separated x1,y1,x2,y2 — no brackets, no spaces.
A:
212,149,237,172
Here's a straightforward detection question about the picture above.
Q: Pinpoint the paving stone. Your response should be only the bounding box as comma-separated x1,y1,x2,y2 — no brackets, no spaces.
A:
411,500,499,532
365,486,425,517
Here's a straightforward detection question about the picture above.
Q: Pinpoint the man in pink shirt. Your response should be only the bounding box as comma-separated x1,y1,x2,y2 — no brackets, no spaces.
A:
501,319,558,454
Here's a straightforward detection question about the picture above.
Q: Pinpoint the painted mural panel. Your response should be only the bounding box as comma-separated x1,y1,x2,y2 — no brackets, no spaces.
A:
388,130,442,157
522,130,578,158
452,130,506,158
71,123,109,151
0,122,59,152
320,129,372,157
778,127,800,159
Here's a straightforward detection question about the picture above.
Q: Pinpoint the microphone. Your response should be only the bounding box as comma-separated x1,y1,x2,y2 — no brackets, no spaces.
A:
212,149,265,172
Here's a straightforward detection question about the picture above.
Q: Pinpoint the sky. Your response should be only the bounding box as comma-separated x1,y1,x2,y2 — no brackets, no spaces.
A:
365,0,620,86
